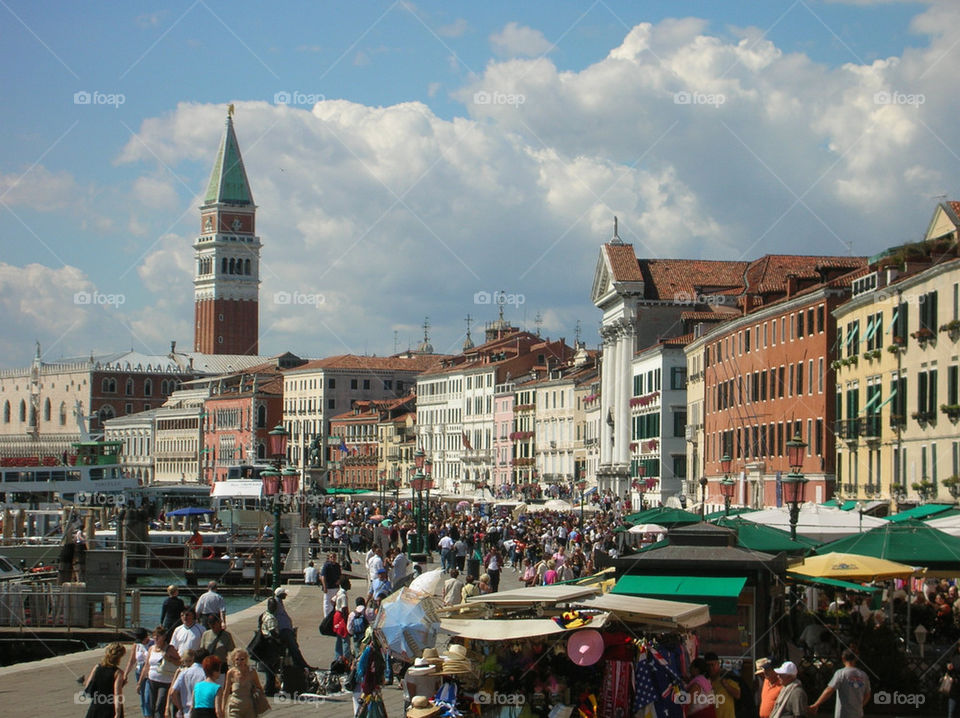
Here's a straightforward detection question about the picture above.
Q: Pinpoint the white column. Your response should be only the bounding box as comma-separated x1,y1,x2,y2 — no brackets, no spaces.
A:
616,326,632,465
600,330,613,466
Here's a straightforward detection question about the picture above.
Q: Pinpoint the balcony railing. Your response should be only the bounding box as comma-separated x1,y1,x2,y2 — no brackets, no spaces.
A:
834,418,860,440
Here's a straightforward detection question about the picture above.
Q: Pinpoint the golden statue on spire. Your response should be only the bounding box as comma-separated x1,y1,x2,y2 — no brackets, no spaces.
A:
228,103,235,117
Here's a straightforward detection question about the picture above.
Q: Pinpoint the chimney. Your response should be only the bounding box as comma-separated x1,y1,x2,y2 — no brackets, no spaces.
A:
170,340,177,355
785,274,798,297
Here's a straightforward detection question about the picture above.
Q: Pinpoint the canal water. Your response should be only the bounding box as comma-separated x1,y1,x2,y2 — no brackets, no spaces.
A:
127,577,262,629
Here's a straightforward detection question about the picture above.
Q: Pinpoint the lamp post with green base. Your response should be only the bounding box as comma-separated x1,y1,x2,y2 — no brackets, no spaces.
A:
719,454,735,517
783,435,809,540
267,423,289,591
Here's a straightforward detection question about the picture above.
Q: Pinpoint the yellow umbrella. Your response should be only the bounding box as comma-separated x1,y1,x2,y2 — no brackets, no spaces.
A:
790,552,918,581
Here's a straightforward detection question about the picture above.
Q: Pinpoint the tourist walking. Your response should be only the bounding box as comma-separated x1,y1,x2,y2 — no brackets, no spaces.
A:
218,648,265,718
755,658,782,718
253,598,282,697
122,627,153,718
810,649,871,718
769,662,808,718
194,581,226,627
190,656,223,718
442,568,464,606
706,651,740,718
303,560,319,585
167,648,205,718
273,587,315,670
138,626,180,718
200,614,235,667
160,586,186,631
83,642,126,718
171,609,203,656
483,547,502,592
320,552,342,616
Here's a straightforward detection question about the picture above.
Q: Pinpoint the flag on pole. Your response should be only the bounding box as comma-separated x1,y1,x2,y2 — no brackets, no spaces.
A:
462,431,472,450
339,438,348,454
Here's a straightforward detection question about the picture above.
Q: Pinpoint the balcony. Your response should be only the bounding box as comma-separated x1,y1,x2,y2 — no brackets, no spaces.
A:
461,449,492,463
861,415,882,440
834,418,860,441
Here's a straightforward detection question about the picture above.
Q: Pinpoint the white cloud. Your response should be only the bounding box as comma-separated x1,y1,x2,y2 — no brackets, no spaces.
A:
438,18,468,38
490,22,553,58
0,166,79,212
131,175,180,211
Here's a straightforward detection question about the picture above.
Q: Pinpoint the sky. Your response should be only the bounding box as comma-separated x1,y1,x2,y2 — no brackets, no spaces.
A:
1,0,958,368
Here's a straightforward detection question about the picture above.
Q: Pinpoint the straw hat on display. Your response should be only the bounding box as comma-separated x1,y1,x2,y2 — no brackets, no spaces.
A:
406,657,437,676
406,696,442,718
440,644,477,676
421,648,444,667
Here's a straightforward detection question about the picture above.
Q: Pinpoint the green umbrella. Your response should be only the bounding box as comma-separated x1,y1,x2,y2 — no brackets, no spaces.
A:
714,516,819,554
622,506,701,527
814,518,960,570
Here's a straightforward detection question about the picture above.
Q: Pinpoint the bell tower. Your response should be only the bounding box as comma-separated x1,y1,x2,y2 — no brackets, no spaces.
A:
194,106,260,355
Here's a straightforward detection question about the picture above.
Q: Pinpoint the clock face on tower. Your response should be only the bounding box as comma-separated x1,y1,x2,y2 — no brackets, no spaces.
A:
232,217,243,231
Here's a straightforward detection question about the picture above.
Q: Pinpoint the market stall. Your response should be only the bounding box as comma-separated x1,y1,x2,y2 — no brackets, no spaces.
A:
420,584,711,717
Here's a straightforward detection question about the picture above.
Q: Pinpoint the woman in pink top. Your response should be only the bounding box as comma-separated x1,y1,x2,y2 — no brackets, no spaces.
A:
542,559,558,585
686,658,717,718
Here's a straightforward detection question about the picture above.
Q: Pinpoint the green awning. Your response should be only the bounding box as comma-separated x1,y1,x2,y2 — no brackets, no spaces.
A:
786,573,881,593
864,389,882,411
877,388,897,409
823,499,858,511
612,575,747,614
703,507,759,520
623,506,701,527
888,504,954,522
714,517,819,553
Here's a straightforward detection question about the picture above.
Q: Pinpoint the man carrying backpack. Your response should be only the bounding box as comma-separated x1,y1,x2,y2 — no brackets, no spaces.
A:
320,552,342,617
348,597,370,656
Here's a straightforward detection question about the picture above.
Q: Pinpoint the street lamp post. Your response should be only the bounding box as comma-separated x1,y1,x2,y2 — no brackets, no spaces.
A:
719,454,735,517
267,423,289,590
698,476,708,518
577,478,587,529
783,435,809,540
410,449,426,556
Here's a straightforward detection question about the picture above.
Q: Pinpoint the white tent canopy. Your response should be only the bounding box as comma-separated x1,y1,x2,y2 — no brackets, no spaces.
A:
442,613,610,640
577,594,710,629
924,513,960,537
738,502,887,542
210,480,263,499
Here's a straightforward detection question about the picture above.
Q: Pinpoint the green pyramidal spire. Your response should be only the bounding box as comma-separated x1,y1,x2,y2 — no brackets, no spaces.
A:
204,108,254,206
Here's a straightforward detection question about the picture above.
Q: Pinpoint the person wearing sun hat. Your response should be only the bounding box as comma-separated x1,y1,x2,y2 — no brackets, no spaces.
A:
756,658,782,718
769,661,807,718
406,695,442,718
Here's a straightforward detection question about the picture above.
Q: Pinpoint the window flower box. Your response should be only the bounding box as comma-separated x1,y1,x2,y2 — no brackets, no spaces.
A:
941,404,960,422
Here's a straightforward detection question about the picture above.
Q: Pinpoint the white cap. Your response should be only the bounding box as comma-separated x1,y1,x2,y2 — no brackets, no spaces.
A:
274,587,287,597
774,661,798,676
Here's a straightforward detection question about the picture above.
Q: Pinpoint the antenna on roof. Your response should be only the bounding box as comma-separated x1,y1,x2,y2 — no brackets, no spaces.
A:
534,312,543,337
610,215,623,245
575,320,582,347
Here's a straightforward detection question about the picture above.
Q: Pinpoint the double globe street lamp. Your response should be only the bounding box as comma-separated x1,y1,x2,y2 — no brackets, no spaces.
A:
719,454,736,517
782,435,809,540
264,423,299,590
409,449,434,557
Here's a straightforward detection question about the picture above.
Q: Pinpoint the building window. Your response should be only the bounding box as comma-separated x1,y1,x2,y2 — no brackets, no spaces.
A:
19,400,26,422
328,399,336,410
817,305,825,333
674,411,687,438
125,403,133,414
672,455,687,480
43,398,51,422
102,378,117,393
351,379,358,390
919,291,939,333
328,378,336,389
363,379,370,390
797,311,804,337
845,320,860,357
59,402,66,426
670,368,687,390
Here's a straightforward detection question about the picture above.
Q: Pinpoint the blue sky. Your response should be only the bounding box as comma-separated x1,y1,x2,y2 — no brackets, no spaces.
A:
0,1,956,366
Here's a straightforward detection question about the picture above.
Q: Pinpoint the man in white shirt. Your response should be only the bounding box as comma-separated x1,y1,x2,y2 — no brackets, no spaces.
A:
194,581,227,627
303,560,319,585
438,534,455,572
391,550,411,585
366,546,384,585
171,608,203,656
168,649,206,718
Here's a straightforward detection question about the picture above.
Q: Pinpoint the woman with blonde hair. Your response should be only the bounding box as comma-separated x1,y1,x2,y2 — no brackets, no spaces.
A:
218,647,266,718
82,642,126,718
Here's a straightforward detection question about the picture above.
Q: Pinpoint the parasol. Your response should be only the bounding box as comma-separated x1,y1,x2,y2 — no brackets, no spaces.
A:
330,519,348,527
165,507,215,516
789,552,917,581
373,587,442,662
408,568,446,597
456,500,471,510
628,523,667,535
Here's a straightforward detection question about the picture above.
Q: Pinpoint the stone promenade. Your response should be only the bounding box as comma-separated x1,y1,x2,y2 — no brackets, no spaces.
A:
0,559,523,717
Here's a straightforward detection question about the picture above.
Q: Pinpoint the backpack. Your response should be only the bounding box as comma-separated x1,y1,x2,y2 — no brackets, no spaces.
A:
350,611,368,637
319,608,336,637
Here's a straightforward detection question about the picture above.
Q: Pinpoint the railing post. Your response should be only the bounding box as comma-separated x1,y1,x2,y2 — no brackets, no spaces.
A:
130,589,140,629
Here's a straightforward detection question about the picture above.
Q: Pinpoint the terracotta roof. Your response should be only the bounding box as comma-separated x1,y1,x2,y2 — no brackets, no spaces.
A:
604,243,645,282
947,201,960,223
661,333,694,346
286,354,444,373
680,311,738,321
638,259,748,301
745,255,864,295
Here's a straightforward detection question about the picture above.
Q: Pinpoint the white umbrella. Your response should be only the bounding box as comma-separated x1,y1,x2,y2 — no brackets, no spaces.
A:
628,523,667,535
739,503,887,542
544,499,573,511
408,567,446,597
